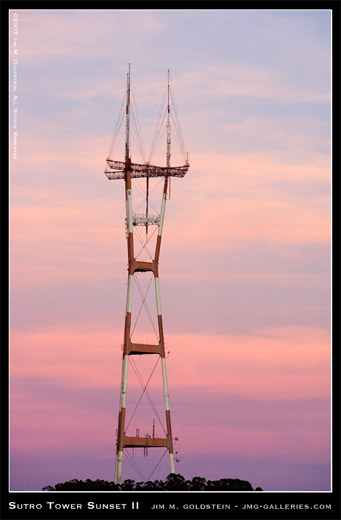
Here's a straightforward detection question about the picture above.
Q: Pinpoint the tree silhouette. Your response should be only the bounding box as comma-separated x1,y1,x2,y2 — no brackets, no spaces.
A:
120,479,135,491
189,476,207,490
42,474,262,491
206,478,254,491
164,473,190,491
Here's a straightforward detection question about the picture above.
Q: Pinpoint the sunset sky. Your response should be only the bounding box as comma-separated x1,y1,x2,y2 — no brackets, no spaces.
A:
9,9,331,492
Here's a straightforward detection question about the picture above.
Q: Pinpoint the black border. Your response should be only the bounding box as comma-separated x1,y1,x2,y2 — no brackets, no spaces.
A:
2,2,340,519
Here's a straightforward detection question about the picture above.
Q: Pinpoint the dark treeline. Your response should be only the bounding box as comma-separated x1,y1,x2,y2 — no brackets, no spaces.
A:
43,473,263,491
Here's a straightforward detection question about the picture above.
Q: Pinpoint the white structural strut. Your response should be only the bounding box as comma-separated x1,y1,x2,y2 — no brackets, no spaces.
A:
161,355,175,475
158,193,167,236
116,353,129,484
115,451,123,484
155,277,162,315
126,189,133,233
161,358,170,411
120,355,129,409
126,275,134,314
169,453,175,474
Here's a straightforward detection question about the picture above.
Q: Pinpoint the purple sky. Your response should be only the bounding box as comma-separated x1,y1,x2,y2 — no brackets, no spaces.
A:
9,9,331,491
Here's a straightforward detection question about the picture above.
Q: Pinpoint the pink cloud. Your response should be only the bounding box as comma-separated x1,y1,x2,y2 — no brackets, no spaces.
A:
166,327,330,399
10,327,122,385
11,325,330,398
15,10,165,63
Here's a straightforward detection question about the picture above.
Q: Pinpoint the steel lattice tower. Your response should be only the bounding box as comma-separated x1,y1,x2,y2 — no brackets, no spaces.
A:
104,66,189,484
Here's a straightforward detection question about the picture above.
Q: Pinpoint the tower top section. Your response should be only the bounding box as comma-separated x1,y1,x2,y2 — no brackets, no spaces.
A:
104,66,190,180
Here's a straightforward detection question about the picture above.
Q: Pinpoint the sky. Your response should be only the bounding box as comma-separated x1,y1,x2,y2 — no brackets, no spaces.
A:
9,9,331,492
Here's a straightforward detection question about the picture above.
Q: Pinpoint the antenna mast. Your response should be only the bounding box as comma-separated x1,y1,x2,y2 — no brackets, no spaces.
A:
125,63,131,162
167,70,171,169
167,70,171,198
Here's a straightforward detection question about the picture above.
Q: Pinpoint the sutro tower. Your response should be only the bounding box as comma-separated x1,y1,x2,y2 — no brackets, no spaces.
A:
104,65,189,484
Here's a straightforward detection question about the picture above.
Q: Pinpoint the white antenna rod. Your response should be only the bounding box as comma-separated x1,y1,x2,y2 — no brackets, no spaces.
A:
125,63,131,161
167,70,171,168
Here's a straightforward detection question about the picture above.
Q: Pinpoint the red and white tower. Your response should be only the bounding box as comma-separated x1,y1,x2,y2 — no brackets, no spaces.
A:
104,66,189,484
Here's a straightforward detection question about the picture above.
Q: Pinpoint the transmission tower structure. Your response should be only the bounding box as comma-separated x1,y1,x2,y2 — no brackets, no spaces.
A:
104,66,189,484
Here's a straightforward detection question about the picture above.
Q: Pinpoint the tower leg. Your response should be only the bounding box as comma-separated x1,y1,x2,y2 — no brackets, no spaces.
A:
155,274,175,475
161,356,175,474
169,452,175,474
115,354,128,484
115,450,123,484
